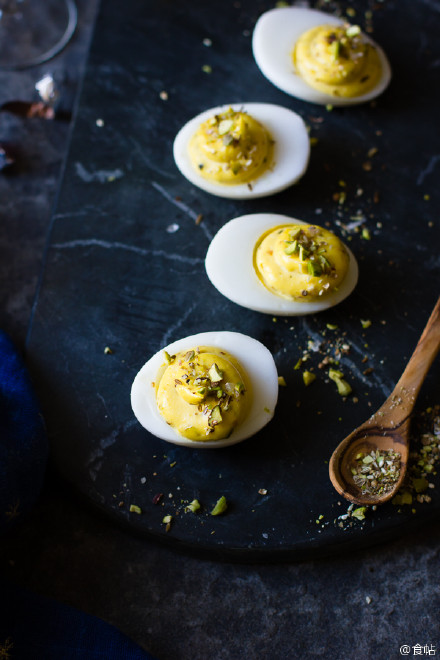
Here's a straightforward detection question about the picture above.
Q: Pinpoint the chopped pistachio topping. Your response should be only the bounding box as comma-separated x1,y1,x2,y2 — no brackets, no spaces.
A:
208,363,223,383
164,351,175,364
283,227,333,276
129,504,142,514
218,119,234,135
235,382,245,395
346,24,361,38
209,405,223,427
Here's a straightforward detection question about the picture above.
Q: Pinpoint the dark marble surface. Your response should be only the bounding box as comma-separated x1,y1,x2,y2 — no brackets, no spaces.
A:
1,1,440,658
23,0,440,561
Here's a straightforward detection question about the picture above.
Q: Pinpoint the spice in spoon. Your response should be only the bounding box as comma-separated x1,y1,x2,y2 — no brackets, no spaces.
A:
351,448,401,497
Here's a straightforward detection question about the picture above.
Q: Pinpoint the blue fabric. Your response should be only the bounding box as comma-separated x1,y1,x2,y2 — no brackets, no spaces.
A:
0,330,48,534
0,332,157,659
0,581,157,659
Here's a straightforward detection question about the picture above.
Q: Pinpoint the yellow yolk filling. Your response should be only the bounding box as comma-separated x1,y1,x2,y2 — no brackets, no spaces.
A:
188,108,274,185
254,224,350,301
156,347,250,442
293,24,382,98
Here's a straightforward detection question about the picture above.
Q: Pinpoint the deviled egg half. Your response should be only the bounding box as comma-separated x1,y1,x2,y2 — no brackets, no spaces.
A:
131,331,279,448
173,103,310,199
252,7,391,105
205,214,358,316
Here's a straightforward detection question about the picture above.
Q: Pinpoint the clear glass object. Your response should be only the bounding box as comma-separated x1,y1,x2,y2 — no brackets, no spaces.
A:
0,0,77,70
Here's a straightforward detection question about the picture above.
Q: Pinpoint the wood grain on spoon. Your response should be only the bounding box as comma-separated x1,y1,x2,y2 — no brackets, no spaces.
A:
329,295,440,506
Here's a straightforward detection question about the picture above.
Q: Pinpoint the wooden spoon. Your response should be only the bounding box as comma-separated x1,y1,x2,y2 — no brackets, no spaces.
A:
329,296,440,506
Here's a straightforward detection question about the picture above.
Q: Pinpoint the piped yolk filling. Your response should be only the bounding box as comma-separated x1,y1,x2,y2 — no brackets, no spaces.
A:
293,24,382,98
254,224,349,301
189,108,274,185
156,346,250,441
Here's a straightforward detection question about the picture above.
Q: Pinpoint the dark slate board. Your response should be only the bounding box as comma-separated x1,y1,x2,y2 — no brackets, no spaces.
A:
27,0,440,561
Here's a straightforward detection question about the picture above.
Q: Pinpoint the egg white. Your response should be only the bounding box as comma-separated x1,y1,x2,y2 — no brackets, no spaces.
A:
173,102,310,199
252,7,392,106
131,331,279,449
205,213,358,316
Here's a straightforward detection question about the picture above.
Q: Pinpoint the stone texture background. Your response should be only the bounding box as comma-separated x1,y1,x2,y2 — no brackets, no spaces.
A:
0,1,439,658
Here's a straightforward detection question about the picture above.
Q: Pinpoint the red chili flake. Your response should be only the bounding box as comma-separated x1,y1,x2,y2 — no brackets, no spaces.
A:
152,493,163,505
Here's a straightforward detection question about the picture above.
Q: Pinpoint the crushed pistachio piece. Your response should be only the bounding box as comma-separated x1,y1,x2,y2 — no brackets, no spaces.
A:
185,499,201,513
278,376,287,387
361,228,371,240
392,491,413,506
162,514,172,524
412,477,429,493
235,382,245,395
208,363,223,382
211,496,228,516
351,507,367,521
129,504,142,514
346,24,361,38
352,449,401,497
328,368,352,396
209,405,223,427
303,370,316,386
164,351,175,364
361,319,372,329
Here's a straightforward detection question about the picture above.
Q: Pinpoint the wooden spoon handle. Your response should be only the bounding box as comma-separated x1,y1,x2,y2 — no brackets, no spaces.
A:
379,295,440,420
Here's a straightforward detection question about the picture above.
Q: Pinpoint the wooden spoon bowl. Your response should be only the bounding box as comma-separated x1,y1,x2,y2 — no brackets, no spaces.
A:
329,296,440,506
